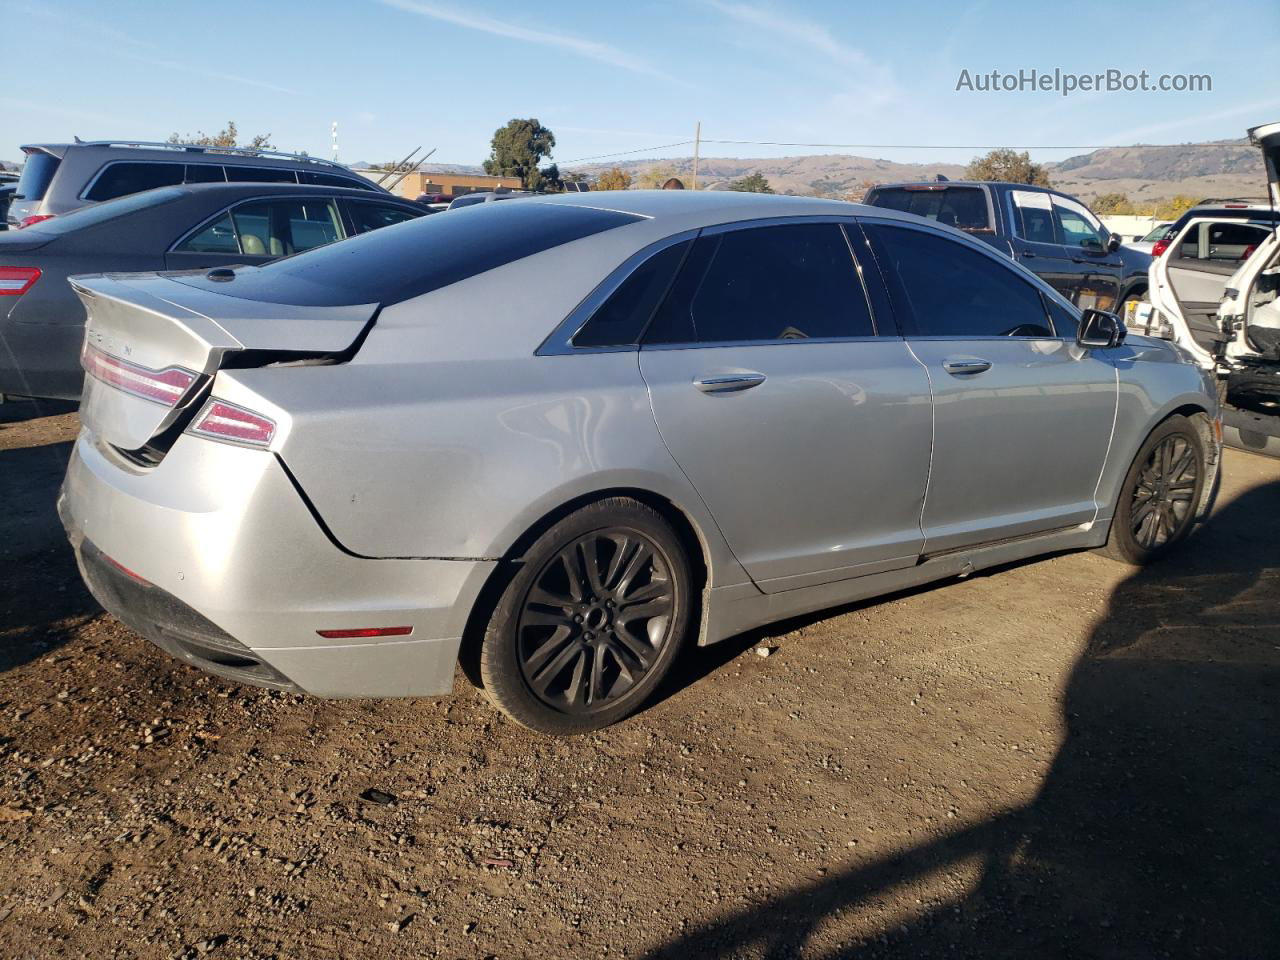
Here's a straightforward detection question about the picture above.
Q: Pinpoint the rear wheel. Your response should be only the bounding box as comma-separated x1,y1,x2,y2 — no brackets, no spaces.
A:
1101,415,1205,565
479,498,693,734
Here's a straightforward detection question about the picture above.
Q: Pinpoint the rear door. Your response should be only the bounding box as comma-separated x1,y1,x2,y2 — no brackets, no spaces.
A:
165,197,345,270
862,219,1117,555
1164,219,1274,350
1006,189,1080,305
637,219,933,592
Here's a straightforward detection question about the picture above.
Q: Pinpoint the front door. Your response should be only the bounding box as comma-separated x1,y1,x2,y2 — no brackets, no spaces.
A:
1051,194,1123,312
638,221,934,592
862,220,1118,555
1006,188,1081,305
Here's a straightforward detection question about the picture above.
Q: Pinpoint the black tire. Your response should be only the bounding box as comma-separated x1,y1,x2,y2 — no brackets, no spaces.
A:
1101,415,1206,565
478,497,694,734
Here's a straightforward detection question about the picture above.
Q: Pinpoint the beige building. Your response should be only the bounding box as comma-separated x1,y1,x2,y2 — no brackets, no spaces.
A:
359,169,522,200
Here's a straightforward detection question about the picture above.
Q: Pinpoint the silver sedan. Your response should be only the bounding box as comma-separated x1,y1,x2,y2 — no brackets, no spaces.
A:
59,191,1222,734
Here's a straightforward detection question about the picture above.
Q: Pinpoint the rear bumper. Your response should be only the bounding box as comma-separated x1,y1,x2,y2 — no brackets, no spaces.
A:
0,319,86,400
59,429,497,697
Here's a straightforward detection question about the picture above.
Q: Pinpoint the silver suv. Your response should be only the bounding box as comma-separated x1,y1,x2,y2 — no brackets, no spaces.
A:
8,140,386,229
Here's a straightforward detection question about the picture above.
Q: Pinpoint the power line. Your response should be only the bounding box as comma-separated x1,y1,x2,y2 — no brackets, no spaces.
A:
560,140,694,165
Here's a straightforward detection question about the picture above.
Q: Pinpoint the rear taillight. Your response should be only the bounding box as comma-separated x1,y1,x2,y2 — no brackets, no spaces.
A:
1151,239,1170,258
81,342,196,406
188,399,276,447
0,267,40,296
17,214,54,229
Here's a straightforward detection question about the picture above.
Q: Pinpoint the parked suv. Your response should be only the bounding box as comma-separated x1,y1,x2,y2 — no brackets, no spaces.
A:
864,180,1152,312
8,140,386,229
1148,199,1280,260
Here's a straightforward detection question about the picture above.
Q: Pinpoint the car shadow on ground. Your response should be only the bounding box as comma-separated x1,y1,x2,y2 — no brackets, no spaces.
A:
0,397,78,424
0,438,100,673
641,478,1280,959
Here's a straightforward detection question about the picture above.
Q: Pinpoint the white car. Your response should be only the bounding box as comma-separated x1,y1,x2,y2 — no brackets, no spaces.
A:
1137,122,1280,453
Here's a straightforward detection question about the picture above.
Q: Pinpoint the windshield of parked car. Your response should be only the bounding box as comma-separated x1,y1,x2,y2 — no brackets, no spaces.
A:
171,199,642,306
866,186,992,231
1141,224,1172,242
26,186,186,235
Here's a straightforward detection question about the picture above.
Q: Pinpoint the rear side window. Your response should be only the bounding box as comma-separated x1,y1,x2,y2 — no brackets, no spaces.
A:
865,223,1052,338
15,151,60,201
301,171,374,190
866,186,991,232
1176,221,1272,262
178,213,239,253
225,166,298,184
644,223,875,344
84,162,184,201
573,240,691,347
170,201,642,306
184,164,226,183
1010,190,1057,245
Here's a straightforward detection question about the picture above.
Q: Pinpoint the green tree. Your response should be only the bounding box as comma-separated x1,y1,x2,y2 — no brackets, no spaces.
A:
595,167,632,191
1092,192,1132,215
168,121,273,150
636,163,678,189
964,148,1051,186
728,172,774,194
484,118,560,192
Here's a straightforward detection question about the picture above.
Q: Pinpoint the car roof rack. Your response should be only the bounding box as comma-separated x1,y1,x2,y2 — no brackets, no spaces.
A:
69,140,352,171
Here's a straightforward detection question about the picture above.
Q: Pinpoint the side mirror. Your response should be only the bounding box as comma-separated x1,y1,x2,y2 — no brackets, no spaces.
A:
1077,308,1127,349
1106,234,1122,253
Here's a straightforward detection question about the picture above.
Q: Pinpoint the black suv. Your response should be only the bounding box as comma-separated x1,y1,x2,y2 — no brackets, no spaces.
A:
8,140,386,229
864,180,1152,313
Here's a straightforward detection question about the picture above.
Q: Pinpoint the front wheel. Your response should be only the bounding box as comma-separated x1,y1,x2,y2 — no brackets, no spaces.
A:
1101,415,1206,565
478,498,694,734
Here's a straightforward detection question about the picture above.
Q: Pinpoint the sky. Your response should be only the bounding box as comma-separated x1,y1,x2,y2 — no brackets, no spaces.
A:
3,0,1279,170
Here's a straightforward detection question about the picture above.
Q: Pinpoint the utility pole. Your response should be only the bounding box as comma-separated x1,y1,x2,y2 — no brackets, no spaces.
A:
692,121,701,191
331,122,339,162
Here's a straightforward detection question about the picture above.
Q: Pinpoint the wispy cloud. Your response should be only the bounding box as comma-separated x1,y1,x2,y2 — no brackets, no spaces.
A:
378,0,669,80
0,97,120,127
108,49,296,95
705,1,899,113
1105,96,1280,145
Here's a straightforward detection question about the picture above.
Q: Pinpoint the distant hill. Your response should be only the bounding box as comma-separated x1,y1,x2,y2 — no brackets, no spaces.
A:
568,138,1269,205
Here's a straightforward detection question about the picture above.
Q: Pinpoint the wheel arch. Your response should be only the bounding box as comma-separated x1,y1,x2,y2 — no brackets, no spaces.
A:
457,486,719,689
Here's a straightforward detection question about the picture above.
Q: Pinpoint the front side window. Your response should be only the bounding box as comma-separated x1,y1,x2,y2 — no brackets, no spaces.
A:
865,223,1053,338
347,201,421,235
84,162,184,201
643,223,875,344
1052,196,1106,250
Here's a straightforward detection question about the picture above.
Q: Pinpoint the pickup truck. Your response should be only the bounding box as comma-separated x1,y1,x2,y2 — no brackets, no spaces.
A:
863,180,1152,313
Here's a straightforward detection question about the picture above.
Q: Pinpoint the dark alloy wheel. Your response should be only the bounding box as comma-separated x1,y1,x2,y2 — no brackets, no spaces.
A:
517,530,675,712
478,497,694,734
1130,433,1199,549
1103,415,1206,565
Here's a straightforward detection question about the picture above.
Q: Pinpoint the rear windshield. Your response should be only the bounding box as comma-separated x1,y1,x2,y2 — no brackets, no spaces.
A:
15,151,60,201
865,186,992,231
171,201,643,306
30,187,185,236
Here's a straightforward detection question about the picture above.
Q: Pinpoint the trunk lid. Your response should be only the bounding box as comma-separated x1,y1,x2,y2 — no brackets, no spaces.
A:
72,272,376,453
1249,121,1280,207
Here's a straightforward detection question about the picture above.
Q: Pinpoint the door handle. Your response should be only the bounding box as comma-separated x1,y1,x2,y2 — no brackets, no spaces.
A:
942,358,992,376
693,372,766,394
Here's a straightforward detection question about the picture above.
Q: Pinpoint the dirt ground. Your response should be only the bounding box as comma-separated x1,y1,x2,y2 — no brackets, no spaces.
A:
1,398,1277,960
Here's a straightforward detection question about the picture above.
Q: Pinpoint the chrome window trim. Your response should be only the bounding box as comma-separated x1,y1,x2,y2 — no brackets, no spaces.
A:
80,159,314,202
167,193,348,254
854,214,1078,341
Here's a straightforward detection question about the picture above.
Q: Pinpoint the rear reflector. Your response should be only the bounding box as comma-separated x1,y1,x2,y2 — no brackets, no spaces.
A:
188,399,276,447
17,214,54,229
81,342,196,406
316,626,414,639
103,553,151,585
0,267,40,295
